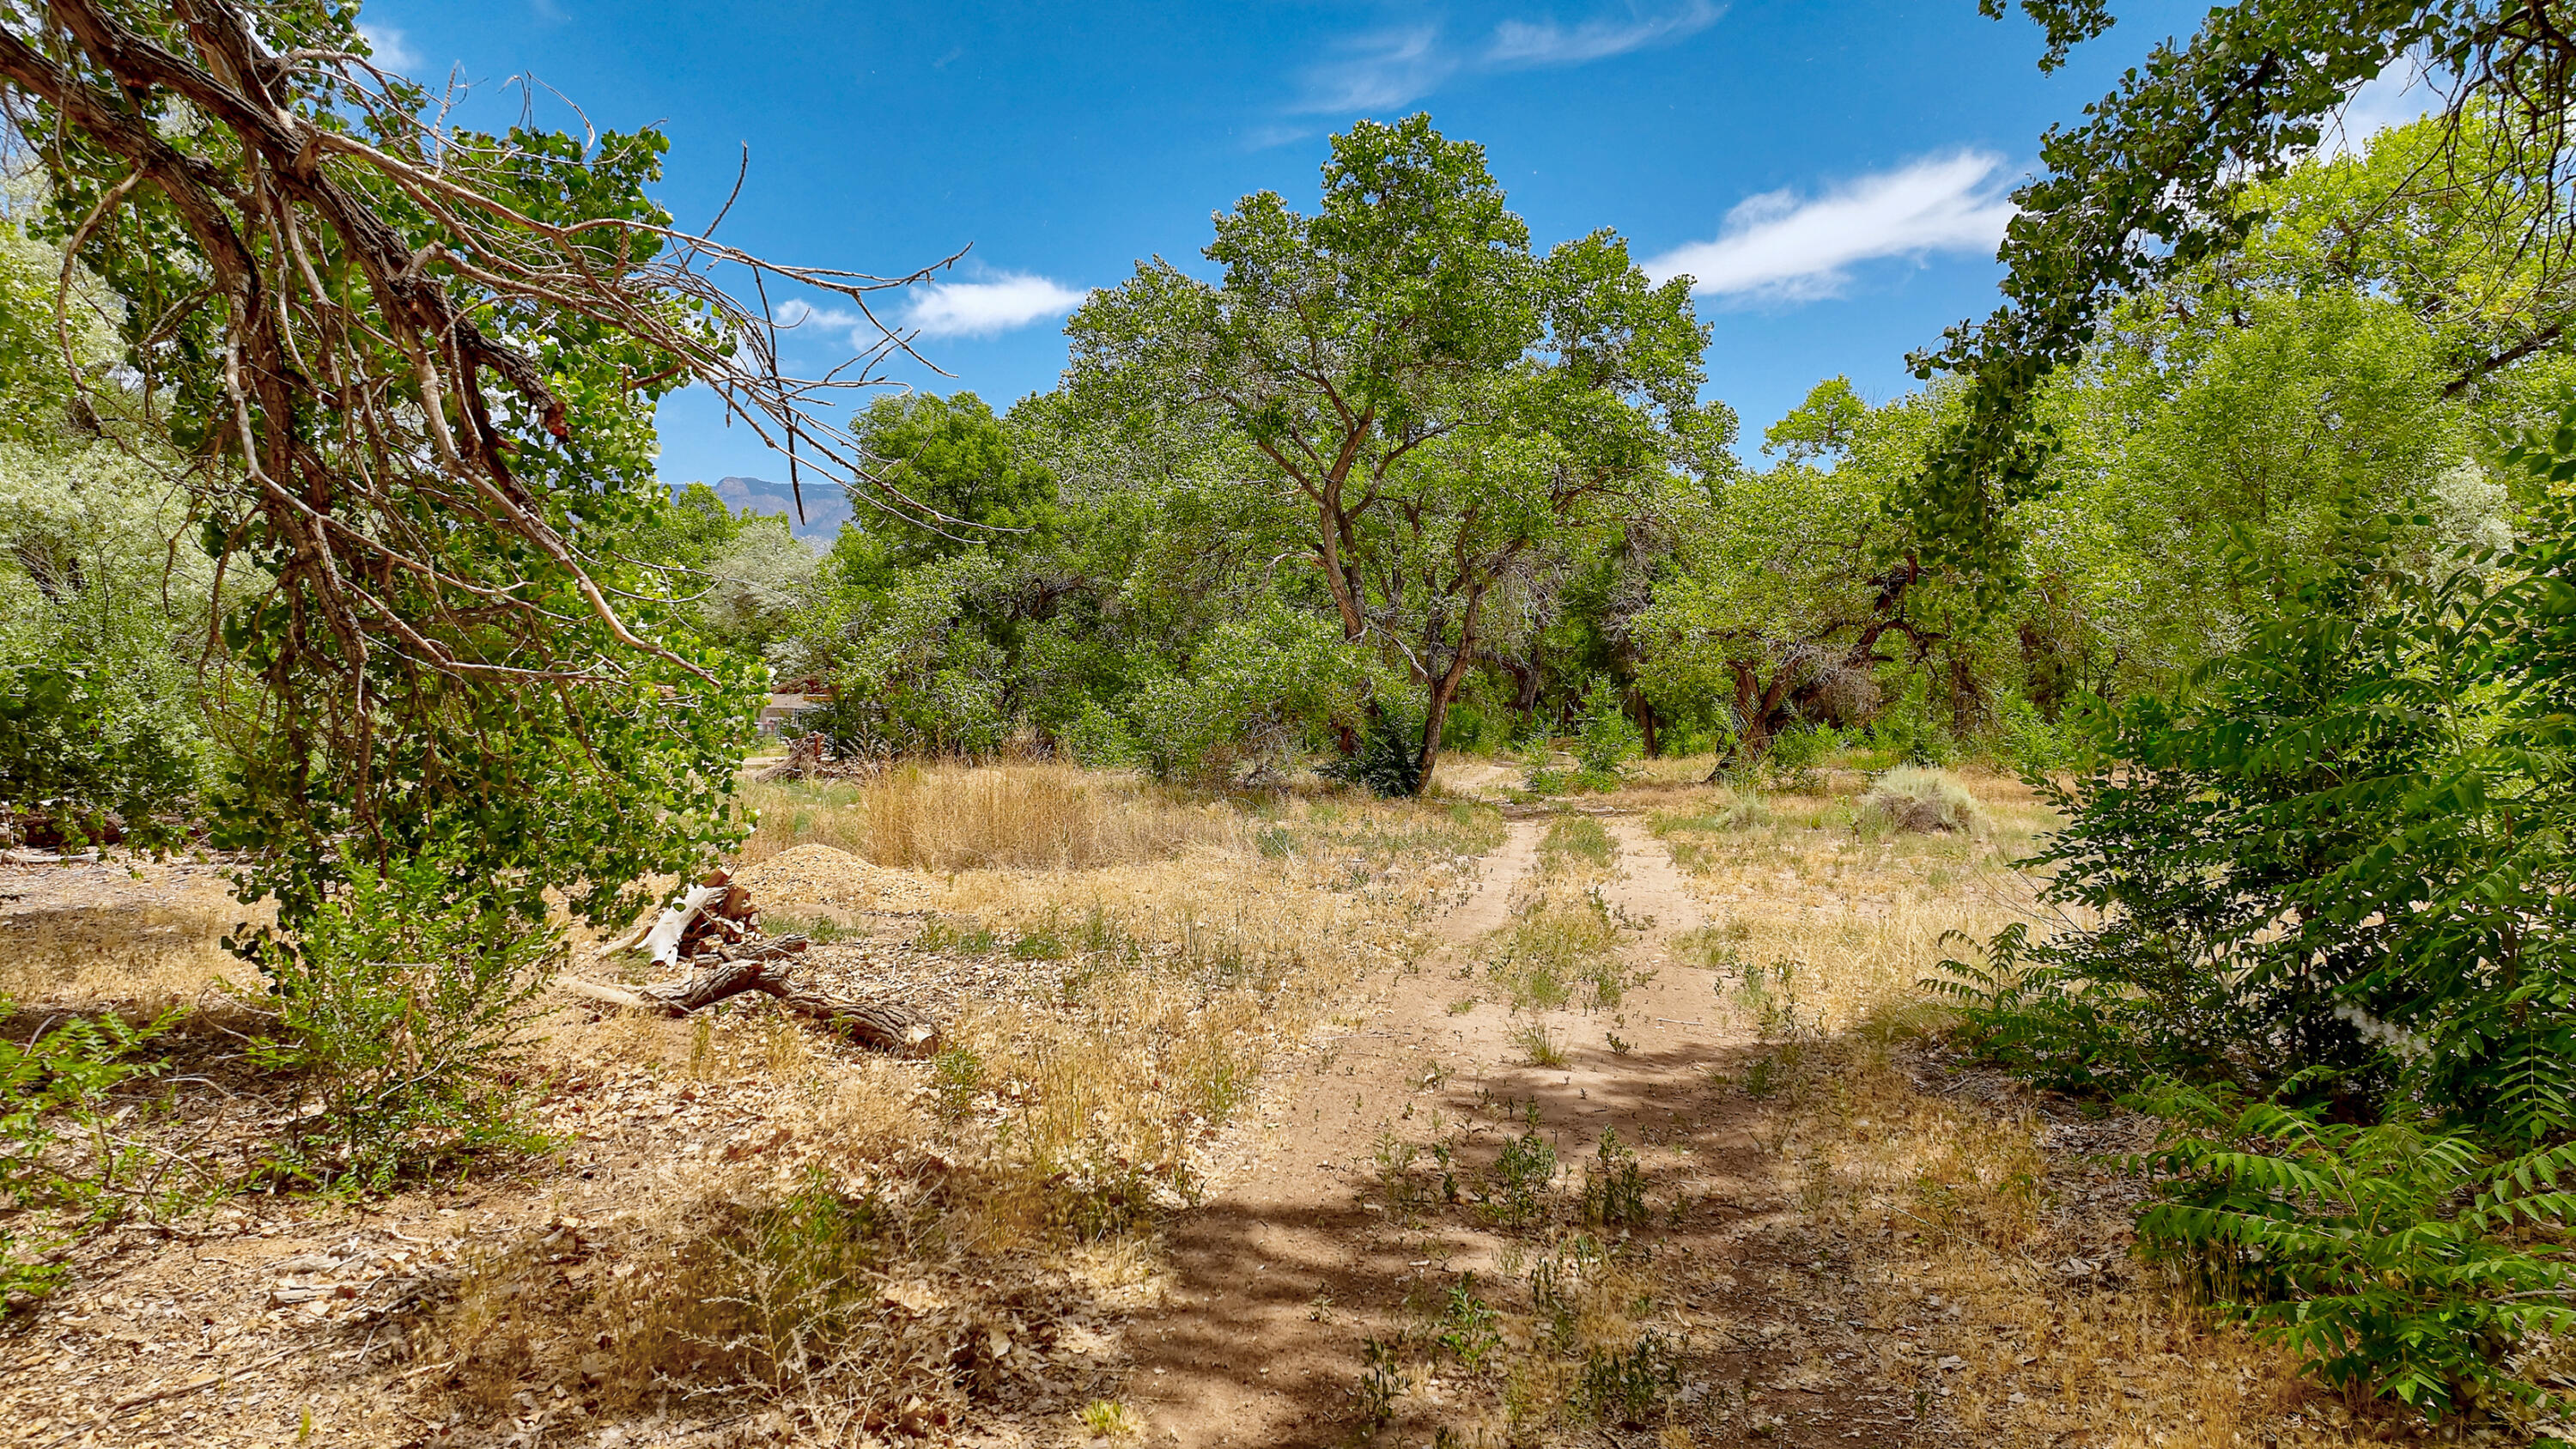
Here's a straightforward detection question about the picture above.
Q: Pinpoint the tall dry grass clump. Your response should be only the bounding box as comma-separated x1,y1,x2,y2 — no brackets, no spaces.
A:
737,764,1242,872
1857,765,1984,834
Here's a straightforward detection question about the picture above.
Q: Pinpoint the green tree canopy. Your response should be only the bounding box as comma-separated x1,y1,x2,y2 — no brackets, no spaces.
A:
1066,114,1727,788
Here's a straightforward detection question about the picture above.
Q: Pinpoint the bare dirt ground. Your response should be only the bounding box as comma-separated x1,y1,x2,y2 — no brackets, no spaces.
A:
0,772,2421,1449
1126,813,1923,1447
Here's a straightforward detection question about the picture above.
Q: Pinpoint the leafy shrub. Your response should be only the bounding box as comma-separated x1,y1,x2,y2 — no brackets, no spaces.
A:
1519,739,1571,795
1763,721,1838,790
2126,1078,2576,1420
1995,697,2081,779
1133,605,1364,784
0,664,200,850
1327,703,1424,798
233,847,556,1189
1932,416,2576,1416
1571,675,1642,782
0,438,212,852
1057,699,1139,769
2,1001,177,1308
1858,766,1982,833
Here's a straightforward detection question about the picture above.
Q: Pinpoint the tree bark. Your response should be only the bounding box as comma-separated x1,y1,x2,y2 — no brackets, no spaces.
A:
1413,582,1489,795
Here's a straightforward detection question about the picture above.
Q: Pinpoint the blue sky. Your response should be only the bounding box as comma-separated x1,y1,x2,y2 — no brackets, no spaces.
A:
355,0,2256,487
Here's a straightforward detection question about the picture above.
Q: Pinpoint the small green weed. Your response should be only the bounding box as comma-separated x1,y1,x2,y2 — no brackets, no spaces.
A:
1574,1329,1684,1427
914,915,999,954
1510,1021,1568,1068
757,910,858,945
1358,1335,1406,1426
1481,1131,1558,1230
1436,1273,1503,1372
930,1047,984,1119
1077,1398,1141,1438
1580,1128,1649,1228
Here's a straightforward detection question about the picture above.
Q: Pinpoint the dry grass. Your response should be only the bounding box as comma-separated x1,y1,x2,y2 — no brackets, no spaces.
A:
0,877,246,1014
736,762,1246,872
421,771,1503,1434
1652,770,2047,1036
1661,767,2421,1445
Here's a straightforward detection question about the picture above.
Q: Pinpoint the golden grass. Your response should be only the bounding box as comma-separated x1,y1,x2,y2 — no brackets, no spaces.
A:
432,770,1503,1432
0,877,247,1014
1660,768,2416,1444
735,762,1246,872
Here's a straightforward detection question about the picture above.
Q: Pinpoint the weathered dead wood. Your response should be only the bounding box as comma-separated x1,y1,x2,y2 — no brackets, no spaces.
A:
634,955,768,1012
556,936,939,1056
750,968,941,1055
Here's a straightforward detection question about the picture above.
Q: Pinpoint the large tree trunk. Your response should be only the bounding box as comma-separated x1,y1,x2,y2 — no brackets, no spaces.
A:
1412,585,1489,796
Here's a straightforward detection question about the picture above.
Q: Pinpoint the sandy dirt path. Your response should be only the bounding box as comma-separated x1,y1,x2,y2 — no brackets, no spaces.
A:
1125,814,1897,1447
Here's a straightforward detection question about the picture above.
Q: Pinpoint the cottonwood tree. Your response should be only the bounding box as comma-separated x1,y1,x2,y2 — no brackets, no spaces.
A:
1910,0,2576,584
1066,115,1727,789
0,0,942,918
1637,381,1941,763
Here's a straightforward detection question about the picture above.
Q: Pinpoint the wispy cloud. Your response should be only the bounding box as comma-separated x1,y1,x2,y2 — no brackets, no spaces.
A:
903,273,1088,338
1288,3,1719,119
1643,151,2018,302
357,23,422,74
1297,25,1455,113
773,274,1087,343
1486,1,1721,67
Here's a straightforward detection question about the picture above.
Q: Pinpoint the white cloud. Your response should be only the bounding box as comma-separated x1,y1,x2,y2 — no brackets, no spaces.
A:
357,23,422,74
1289,3,1716,119
1643,151,2018,302
769,274,1085,344
1296,25,1455,113
1485,1,1722,67
771,298,862,334
903,273,1087,338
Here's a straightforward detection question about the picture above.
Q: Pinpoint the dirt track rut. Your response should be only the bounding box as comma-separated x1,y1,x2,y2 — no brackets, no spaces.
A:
1125,814,1893,1446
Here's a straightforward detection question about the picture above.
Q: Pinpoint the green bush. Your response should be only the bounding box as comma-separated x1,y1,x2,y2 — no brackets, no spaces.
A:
1763,721,1838,791
1327,704,1425,798
2125,1078,2576,1420
1057,698,1139,768
233,847,556,1190
2,1000,178,1309
1932,413,2576,1416
0,664,198,849
1572,676,1642,782
1133,606,1364,784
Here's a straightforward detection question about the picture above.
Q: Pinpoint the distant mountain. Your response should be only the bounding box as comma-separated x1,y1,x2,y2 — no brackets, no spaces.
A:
688,475,851,548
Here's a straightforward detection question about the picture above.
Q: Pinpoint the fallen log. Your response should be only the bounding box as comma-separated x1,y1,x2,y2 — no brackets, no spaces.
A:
556,937,939,1056
750,966,940,1055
